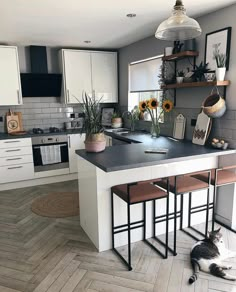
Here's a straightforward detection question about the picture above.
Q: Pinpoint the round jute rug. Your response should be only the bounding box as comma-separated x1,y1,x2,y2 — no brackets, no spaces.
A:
31,192,79,218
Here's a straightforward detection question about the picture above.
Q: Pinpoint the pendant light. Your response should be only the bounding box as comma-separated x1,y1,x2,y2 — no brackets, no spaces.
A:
155,0,202,41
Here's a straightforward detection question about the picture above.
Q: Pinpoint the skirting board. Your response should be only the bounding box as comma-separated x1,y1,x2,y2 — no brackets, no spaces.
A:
0,173,78,191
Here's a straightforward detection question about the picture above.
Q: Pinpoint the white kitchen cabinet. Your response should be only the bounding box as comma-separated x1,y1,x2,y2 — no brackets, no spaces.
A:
68,133,85,173
0,46,22,106
91,52,118,103
0,138,34,184
60,50,118,104
61,50,92,104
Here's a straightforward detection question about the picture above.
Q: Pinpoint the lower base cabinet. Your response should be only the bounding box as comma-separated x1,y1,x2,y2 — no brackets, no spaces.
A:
68,133,85,173
0,163,34,184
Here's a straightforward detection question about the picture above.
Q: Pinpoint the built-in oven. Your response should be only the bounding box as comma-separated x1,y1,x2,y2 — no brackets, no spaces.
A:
31,135,69,173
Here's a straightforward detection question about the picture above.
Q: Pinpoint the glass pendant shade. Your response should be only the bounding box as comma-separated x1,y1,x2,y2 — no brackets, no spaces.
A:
155,0,202,41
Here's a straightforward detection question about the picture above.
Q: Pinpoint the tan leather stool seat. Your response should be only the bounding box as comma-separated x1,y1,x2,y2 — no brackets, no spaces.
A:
111,183,167,204
157,176,209,194
194,169,236,186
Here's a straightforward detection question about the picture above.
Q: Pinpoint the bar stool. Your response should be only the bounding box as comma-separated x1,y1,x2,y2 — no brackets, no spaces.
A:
156,171,211,255
111,178,170,271
193,166,236,231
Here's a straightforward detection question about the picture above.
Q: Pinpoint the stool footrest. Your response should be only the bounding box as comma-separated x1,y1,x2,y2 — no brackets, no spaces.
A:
181,228,200,241
113,223,145,234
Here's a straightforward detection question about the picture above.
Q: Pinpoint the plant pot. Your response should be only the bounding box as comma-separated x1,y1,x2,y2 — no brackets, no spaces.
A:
176,77,184,84
216,67,226,81
111,117,123,129
84,133,106,152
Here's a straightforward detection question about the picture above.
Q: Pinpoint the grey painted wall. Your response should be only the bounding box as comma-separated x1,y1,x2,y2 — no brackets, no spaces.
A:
119,4,236,147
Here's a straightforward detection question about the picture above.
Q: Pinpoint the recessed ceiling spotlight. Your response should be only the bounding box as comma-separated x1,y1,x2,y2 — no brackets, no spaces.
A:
126,13,136,18
84,40,91,43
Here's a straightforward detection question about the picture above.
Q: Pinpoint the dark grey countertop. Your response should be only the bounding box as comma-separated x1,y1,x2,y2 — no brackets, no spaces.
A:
0,129,83,140
76,132,236,172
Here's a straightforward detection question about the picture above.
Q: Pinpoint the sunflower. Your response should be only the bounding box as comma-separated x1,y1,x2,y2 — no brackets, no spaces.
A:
139,100,147,112
148,98,159,109
162,100,174,113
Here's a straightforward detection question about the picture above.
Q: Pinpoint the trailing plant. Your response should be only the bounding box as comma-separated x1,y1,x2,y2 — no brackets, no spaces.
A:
213,43,227,68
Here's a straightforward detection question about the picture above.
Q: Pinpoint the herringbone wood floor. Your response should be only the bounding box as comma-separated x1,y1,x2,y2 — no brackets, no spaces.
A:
0,180,235,292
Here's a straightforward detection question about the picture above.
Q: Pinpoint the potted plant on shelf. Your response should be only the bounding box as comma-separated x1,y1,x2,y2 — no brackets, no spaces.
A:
111,112,123,128
176,70,185,84
213,43,227,81
192,62,210,82
81,93,106,153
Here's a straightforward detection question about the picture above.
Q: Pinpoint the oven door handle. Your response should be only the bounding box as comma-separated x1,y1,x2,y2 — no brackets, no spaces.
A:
33,143,68,149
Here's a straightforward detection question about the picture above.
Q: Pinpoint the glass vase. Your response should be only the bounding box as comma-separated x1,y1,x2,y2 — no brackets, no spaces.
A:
150,122,160,138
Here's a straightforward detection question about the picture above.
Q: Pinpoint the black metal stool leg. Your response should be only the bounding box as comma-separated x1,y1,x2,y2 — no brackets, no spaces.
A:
165,194,169,258
173,193,177,256
212,185,217,231
180,194,184,230
143,202,146,240
188,192,192,228
127,202,132,271
111,190,115,249
205,188,210,237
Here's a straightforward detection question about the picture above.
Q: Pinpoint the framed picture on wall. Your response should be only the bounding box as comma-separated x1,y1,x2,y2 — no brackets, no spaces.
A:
204,27,232,71
101,107,115,126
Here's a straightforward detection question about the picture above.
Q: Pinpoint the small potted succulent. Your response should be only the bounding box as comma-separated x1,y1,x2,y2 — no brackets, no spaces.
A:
81,93,106,152
111,112,123,128
176,70,185,84
213,43,227,81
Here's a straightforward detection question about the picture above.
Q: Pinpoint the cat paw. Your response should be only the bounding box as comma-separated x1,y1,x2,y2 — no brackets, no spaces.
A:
224,265,232,270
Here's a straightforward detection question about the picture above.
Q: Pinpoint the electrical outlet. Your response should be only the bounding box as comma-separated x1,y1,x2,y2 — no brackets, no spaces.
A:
191,119,197,126
0,116,3,122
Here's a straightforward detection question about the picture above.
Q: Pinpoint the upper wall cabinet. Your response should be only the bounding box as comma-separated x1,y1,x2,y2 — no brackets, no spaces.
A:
0,46,22,106
60,49,118,104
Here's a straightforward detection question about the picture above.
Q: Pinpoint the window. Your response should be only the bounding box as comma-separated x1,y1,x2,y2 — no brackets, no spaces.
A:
128,55,164,122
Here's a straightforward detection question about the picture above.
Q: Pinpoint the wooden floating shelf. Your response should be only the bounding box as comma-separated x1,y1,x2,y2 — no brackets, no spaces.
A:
161,80,230,89
162,51,199,61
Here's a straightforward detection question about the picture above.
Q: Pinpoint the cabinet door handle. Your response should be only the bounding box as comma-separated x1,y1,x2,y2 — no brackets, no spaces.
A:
17,89,22,104
4,140,20,143
6,149,21,152
7,166,23,170
68,136,71,148
6,157,22,161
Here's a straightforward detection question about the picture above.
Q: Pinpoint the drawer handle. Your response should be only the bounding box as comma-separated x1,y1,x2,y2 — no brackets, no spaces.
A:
6,158,22,161
6,149,21,152
7,166,23,170
4,141,21,143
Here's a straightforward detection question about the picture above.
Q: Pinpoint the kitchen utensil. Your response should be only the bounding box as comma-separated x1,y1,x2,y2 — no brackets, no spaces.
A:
192,111,211,146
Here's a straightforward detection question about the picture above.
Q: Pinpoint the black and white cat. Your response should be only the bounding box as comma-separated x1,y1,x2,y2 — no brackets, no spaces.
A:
189,228,236,284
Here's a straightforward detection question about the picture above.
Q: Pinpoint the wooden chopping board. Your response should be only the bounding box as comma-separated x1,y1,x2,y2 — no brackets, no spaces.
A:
192,111,211,146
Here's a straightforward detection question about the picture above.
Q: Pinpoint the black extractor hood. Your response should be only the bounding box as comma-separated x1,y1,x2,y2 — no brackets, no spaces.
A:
20,46,62,97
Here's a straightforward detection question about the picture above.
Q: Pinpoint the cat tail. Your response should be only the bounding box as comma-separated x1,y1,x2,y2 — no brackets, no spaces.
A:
189,259,200,284
210,264,236,281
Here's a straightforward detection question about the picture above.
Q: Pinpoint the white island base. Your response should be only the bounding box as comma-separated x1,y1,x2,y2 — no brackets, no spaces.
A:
77,156,222,252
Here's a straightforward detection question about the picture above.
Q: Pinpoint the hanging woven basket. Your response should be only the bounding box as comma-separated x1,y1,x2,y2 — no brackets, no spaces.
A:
202,87,226,118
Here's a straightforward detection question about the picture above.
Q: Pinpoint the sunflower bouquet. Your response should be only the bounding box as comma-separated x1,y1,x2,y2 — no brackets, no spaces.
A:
139,98,174,137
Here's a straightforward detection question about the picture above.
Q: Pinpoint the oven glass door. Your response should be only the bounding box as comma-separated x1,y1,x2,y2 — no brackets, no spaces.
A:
32,142,69,172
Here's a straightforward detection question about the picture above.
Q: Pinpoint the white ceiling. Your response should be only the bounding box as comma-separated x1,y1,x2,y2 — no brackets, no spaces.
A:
1,0,236,49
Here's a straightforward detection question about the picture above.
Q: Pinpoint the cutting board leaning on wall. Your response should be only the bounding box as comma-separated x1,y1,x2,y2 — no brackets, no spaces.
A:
192,111,211,146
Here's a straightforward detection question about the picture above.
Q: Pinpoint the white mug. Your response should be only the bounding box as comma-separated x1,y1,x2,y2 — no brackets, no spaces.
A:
165,47,173,56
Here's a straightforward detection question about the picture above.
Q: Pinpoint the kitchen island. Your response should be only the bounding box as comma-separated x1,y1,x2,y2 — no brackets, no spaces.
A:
76,133,236,252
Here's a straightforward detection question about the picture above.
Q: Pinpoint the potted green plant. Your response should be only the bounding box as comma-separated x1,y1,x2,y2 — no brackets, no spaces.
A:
176,70,185,84
81,93,106,152
111,112,123,128
213,43,227,81
192,62,210,82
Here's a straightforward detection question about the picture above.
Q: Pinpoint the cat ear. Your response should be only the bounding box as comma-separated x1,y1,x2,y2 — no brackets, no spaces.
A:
215,227,221,233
